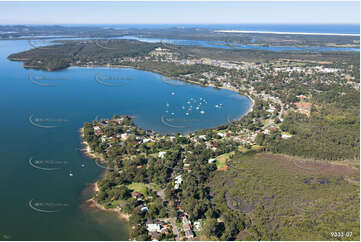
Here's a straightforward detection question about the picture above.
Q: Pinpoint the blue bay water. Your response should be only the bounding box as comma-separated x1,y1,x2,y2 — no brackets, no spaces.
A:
0,40,251,240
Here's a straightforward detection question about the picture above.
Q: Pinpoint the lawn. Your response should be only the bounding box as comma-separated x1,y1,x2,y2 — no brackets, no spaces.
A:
238,145,250,153
215,151,234,169
148,183,162,192
251,145,263,151
128,182,148,195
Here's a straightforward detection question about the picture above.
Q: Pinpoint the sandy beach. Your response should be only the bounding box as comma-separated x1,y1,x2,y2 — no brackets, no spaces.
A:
80,128,106,162
84,183,130,221
243,93,254,116
80,129,130,222
214,30,360,36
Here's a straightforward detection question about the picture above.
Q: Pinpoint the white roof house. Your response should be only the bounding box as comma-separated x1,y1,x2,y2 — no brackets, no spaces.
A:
158,151,166,158
281,133,292,139
194,221,202,231
100,136,107,143
143,138,153,143
147,224,161,232
208,158,216,164
198,135,207,140
121,133,129,140
267,107,276,113
174,175,182,189
175,175,182,184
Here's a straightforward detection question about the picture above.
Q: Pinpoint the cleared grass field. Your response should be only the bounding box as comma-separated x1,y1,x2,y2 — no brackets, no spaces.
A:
215,152,234,169
128,182,148,195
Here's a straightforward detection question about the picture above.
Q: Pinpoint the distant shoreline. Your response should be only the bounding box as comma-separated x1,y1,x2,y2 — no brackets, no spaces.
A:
214,30,360,37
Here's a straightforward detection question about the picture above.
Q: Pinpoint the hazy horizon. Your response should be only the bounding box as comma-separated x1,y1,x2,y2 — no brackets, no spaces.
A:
0,1,359,25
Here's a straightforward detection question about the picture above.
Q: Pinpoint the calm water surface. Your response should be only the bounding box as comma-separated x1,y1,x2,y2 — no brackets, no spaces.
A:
0,40,251,240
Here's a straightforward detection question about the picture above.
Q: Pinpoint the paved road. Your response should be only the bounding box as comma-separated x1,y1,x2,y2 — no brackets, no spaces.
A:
169,217,180,239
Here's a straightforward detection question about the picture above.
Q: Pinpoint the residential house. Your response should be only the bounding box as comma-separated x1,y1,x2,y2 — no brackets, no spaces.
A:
140,206,148,213
217,132,225,138
174,175,182,189
121,133,129,140
281,133,292,139
208,158,216,164
193,221,202,232
131,191,143,199
147,224,161,233
158,151,166,158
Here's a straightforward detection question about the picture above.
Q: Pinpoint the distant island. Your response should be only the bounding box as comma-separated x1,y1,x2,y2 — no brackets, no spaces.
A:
1,24,359,49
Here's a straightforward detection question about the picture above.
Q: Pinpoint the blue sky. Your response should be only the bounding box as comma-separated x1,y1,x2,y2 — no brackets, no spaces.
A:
0,1,359,25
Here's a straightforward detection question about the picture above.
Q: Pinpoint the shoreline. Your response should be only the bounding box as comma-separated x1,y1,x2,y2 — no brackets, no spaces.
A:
243,93,255,117
75,64,256,123
206,83,254,120
231,92,254,123
214,30,360,37
77,68,255,225
84,183,130,222
80,128,130,221
80,127,106,162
